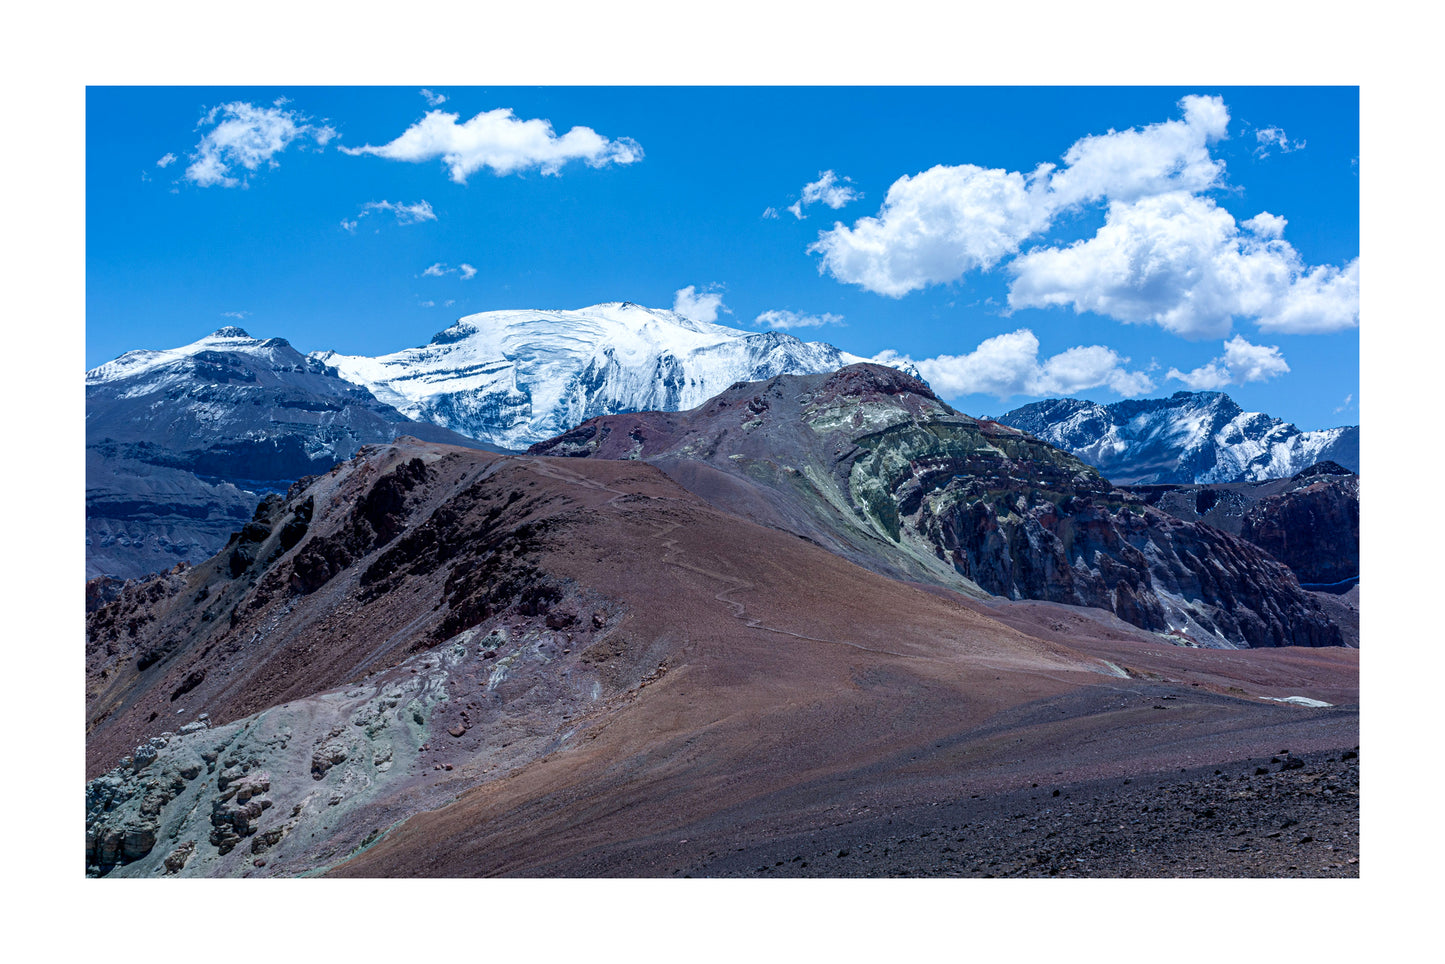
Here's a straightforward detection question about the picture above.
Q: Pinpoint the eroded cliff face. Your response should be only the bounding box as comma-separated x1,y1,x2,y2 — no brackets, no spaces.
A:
1121,463,1359,591
1241,474,1360,588
535,364,1342,648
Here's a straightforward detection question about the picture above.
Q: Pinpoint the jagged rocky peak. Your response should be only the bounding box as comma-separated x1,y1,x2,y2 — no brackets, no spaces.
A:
998,390,1359,484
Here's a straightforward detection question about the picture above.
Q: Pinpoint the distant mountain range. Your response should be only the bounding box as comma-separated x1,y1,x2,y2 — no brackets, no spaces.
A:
86,308,860,578
87,309,1357,581
997,392,1358,485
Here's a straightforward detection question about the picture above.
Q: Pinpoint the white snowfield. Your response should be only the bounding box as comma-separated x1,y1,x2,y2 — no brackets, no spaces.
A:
313,302,865,449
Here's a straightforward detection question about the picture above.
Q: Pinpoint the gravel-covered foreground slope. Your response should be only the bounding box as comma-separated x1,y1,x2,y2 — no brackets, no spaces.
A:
87,438,1356,878
532,365,1342,649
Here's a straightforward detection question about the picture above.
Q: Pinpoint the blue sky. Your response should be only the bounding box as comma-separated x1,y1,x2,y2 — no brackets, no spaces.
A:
87,86,1359,430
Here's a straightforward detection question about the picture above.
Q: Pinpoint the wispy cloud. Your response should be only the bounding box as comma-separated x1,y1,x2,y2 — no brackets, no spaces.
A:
351,199,437,226
180,99,336,188
420,89,447,107
156,152,177,168
673,285,728,323
341,107,642,182
420,261,476,279
875,329,1155,400
1254,125,1306,158
762,206,781,220
754,309,844,330
1334,393,1354,414
787,170,861,219
221,310,249,320
1167,335,1290,389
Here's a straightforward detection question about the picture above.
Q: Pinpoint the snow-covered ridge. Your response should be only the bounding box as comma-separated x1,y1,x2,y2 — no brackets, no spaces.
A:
998,391,1358,484
313,302,866,449
86,328,298,387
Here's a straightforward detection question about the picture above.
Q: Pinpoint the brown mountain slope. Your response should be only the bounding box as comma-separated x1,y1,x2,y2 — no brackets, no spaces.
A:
87,437,1356,878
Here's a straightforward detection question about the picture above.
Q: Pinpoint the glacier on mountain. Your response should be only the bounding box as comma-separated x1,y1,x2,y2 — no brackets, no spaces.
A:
312,302,867,449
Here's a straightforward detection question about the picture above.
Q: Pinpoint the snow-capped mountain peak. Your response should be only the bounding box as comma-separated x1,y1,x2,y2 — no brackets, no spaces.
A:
998,391,1359,484
313,303,866,449
85,327,297,386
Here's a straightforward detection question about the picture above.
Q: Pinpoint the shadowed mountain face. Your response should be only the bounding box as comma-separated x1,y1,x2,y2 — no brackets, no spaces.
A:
1124,461,1359,591
86,438,1357,879
86,328,497,580
531,365,1342,649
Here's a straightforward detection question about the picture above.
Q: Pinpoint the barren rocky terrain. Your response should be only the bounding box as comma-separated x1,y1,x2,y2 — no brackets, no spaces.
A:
86,368,1359,879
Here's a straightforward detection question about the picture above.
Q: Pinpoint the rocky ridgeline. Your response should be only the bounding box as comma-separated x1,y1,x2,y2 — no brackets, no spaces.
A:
534,364,1342,648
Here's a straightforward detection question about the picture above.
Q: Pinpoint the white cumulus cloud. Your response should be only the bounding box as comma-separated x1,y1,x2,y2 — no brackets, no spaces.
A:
810,164,1055,297
754,309,845,330
673,285,727,323
812,96,1230,297
458,263,477,280
1168,335,1291,389
182,100,336,188
876,329,1155,400
1008,192,1359,339
341,108,643,182
422,263,448,277
1048,94,1230,206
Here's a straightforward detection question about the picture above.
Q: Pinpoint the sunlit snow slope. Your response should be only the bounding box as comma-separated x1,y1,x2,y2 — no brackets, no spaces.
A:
313,303,866,449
